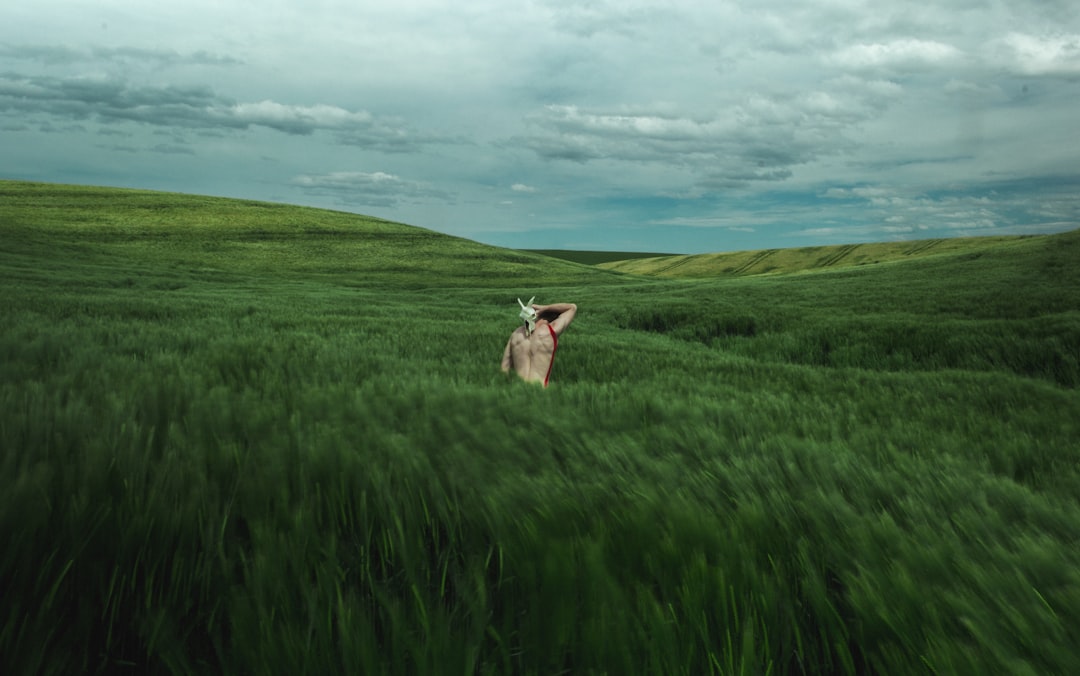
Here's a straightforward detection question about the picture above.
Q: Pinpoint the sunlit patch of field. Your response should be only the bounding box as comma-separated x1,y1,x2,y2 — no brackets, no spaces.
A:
595,234,1042,278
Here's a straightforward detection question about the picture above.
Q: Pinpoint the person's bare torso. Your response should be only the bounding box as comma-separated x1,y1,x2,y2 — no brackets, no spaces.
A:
507,320,557,385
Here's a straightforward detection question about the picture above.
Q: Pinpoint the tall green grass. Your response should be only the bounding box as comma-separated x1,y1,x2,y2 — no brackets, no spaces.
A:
2,181,1079,673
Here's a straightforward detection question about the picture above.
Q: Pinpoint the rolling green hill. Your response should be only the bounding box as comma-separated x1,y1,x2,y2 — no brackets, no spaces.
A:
2,180,1079,674
0,180,617,289
595,233,1051,278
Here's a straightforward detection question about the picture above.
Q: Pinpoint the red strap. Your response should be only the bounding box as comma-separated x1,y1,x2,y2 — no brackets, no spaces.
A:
543,324,558,387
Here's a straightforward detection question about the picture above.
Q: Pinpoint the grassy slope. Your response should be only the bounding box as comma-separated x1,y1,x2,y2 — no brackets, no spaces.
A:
0,180,618,289
595,234,1046,278
2,181,1080,674
523,249,680,265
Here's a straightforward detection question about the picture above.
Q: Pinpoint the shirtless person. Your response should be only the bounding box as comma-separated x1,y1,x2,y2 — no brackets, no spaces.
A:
501,298,577,387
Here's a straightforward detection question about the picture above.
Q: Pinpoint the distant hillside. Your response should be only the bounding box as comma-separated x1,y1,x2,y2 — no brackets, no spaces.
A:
0,181,616,288
523,249,681,265
595,234,1066,278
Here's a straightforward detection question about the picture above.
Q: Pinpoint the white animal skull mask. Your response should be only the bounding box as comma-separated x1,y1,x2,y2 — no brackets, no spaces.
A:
518,297,537,334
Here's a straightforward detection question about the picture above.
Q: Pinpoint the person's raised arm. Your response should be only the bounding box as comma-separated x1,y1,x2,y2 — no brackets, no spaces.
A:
500,335,513,373
535,302,577,336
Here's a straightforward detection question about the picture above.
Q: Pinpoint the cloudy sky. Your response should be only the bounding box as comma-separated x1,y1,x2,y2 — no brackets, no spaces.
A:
2,0,1078,253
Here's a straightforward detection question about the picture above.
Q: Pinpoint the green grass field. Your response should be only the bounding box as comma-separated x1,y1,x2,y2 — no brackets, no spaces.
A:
2,180,1079,674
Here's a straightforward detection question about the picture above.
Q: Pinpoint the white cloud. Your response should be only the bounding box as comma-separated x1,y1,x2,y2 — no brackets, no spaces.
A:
1002,32,1080,75
228,101,374,134
291,171,451,207
827,75,904,101
829,39,961,71
824,186,894,201
511,183,537,192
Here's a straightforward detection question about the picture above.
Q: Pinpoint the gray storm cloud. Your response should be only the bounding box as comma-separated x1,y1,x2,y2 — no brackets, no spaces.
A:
0,73,430,149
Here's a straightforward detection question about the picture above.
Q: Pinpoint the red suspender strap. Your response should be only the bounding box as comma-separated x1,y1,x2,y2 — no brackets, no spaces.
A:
543,324,558,387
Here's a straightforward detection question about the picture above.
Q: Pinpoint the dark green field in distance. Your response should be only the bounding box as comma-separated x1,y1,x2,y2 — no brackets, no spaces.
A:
2,180,1079,674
